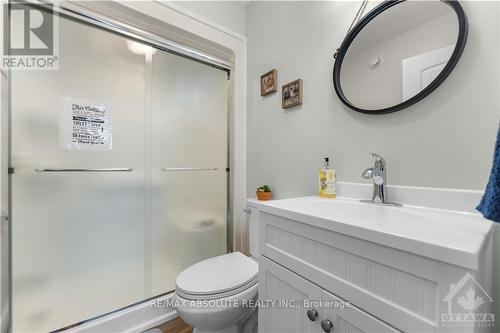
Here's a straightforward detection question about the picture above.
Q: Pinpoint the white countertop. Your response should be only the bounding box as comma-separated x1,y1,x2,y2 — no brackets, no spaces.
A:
247,196,494,270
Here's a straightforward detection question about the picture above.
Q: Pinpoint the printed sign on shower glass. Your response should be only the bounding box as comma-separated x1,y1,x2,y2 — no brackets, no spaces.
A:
60,97,112,151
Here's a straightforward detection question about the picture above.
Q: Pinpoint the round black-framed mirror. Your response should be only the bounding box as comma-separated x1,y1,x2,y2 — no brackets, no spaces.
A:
333,0,468,114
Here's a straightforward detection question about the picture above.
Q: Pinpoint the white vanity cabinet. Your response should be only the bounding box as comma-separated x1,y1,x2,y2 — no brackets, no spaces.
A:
260,255,400,333
248,197,494,333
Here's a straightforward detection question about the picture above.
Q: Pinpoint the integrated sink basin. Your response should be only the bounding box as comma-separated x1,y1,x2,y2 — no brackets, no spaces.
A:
248,196,494,270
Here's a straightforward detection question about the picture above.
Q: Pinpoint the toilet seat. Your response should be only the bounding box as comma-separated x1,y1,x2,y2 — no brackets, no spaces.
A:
176,252,258,300
176,276,258,300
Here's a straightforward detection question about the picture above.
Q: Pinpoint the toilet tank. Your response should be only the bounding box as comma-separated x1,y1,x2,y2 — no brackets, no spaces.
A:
247,204,260,258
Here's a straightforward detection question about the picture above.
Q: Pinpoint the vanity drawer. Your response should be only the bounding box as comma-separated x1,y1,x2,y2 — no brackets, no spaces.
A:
259,211,439,332
259,255,400,333
321,289,400,333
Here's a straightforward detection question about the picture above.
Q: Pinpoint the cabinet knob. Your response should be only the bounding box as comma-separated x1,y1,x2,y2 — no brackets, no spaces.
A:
321,319,333,332
306,309,318,321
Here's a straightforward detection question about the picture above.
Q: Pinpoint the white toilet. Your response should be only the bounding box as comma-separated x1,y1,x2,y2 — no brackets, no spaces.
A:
175,206,260,333
174,252,258,333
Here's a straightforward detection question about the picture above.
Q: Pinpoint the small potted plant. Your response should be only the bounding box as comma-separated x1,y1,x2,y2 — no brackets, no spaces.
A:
256,185,273,201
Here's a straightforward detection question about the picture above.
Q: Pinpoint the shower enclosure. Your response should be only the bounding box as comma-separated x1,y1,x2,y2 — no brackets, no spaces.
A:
6,4,230,332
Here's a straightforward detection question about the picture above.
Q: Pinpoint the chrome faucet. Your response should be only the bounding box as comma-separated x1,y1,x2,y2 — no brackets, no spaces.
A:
361,153,389,204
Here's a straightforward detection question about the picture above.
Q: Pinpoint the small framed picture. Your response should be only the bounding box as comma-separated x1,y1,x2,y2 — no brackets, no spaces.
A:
282,79,303,109
260,69,277,96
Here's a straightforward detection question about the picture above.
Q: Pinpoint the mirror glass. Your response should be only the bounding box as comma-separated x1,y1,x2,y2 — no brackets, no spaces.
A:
336,0,465,113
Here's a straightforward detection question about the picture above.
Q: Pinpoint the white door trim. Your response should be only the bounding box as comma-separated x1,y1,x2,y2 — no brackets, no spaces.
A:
155,1,246,42
402,45,454,101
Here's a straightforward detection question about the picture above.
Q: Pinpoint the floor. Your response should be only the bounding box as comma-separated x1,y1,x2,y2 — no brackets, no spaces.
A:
152,317,192,333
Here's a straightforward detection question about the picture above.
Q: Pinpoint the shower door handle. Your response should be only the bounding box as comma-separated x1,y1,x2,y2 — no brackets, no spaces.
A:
35,168,133,172
161,167,218,172
0,208,8,223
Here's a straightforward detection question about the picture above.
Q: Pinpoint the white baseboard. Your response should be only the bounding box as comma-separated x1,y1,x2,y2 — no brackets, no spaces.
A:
65,293,177,333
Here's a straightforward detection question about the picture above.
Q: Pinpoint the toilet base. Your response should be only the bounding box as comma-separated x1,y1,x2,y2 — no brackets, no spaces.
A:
191,309,258,333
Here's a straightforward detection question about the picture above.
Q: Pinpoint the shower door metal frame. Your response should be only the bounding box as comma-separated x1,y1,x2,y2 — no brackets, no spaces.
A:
0,59,11,333
1,1,234,331
1,2,11,332
33,0,233,71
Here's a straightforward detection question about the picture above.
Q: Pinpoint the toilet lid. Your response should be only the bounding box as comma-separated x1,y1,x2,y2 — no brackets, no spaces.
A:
176,252,258,297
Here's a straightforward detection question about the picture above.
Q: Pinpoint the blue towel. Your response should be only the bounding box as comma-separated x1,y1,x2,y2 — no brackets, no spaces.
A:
477,127,500,223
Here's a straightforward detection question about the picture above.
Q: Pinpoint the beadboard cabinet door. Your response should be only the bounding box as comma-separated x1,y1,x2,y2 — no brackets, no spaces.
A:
259,256,323,333
259,256,400,333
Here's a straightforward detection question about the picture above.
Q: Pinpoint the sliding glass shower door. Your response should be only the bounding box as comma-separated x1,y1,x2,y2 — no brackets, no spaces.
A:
150,52,228,295
9,9,228,332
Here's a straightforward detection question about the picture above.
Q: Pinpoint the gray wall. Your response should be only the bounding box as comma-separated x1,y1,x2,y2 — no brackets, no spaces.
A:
246,1,499,198
247,0,500,323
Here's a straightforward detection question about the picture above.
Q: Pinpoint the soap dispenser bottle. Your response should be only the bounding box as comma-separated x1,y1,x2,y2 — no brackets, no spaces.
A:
319,157,336,198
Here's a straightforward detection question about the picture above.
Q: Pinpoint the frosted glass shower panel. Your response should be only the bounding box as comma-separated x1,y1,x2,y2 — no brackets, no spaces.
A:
9,6,230,332
10,16,147,332
150,51,228,294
